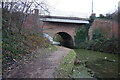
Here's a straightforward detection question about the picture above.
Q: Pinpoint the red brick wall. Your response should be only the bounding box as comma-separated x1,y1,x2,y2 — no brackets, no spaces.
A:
89,19,118,40
23,9,43,33
43,22,79,40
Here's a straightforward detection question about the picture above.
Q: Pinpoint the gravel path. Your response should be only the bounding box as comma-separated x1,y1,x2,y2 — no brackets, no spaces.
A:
4,46,71,78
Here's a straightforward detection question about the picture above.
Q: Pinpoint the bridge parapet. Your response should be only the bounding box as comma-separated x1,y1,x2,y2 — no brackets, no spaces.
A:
40,15,89,24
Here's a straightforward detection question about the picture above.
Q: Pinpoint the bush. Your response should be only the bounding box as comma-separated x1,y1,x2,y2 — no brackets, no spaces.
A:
74,24,119,54
92,29,104,40
75,38,119,54
74,25,89,45
2,8,50,69
57,50,76,78
2,28,50,69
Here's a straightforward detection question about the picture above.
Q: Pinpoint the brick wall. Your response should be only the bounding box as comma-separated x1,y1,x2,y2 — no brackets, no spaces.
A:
23,9,43,33
43,22,79,40
89,19,118,40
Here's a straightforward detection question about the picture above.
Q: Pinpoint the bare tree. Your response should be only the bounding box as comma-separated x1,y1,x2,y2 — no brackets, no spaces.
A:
2,0,50,33
2,0,50,14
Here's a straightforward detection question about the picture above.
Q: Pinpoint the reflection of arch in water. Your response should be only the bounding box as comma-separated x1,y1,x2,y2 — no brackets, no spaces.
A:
54,32,74,48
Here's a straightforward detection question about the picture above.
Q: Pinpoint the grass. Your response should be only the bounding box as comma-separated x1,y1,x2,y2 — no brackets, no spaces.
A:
57,50,76,78
74,49,118,63
72,49,119,78
71,65,93,78
48,45,57,52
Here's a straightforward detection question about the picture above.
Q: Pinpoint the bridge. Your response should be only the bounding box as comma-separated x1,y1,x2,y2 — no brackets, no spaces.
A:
24,9,89,48
40,15,89,48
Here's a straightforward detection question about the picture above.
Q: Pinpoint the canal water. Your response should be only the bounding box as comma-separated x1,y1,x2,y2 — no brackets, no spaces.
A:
70,49,119,79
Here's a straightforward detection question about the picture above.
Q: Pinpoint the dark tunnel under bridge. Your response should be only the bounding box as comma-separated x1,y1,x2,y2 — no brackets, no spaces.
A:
54,32,74,48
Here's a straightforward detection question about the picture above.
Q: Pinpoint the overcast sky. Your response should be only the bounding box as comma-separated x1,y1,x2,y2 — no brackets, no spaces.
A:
47,0,119,18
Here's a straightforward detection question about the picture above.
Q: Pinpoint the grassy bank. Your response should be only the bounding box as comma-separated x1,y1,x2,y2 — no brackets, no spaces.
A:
2,27,51,71
57,50,76,78
72,49,119,78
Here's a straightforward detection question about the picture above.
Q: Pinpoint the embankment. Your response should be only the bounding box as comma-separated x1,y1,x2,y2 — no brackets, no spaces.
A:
57,49,76,78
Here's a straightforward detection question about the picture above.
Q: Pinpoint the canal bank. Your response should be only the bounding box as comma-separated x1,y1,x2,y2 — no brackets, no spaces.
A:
71,49,119,79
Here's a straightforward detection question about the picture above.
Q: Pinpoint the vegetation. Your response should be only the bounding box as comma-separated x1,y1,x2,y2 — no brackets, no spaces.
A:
2,27,50,68
57,50,76,78
74,24,90,45
92,28,104,40
74,10,119,54
48,45,57,52
97,9,119,22
53,34,62,42
72,49,119,78
75,28,119,53
53,34,63,45
2,1,50,70
89,13,96,25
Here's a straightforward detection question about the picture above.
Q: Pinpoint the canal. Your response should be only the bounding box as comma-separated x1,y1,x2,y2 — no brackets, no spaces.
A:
70,49,119,79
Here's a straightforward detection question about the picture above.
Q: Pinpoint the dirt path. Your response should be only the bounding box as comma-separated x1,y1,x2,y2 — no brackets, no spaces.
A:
4,46,71,78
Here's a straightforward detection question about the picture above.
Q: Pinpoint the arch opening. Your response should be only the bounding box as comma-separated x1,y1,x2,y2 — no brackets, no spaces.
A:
54,32,74,48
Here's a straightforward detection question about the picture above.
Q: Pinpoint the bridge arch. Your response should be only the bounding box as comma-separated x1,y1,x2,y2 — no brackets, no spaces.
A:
54,32,74,48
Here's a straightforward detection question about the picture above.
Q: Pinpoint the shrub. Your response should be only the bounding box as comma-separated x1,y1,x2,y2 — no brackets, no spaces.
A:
75,38,119,54
2,28,50,69
74,24,119,54
2,8,50,69
74,25,89,45
92,28,104,40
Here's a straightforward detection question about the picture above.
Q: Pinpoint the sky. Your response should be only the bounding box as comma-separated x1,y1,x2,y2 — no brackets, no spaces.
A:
46,0,120,18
